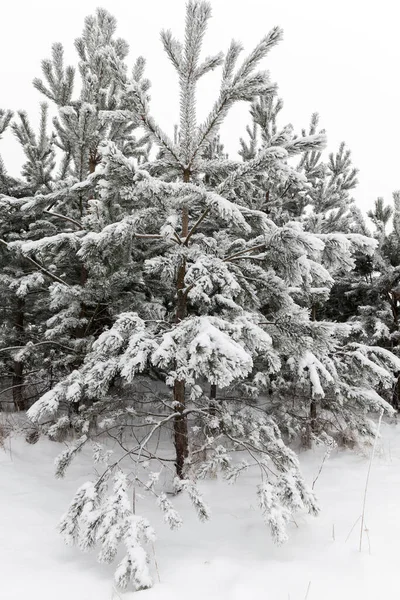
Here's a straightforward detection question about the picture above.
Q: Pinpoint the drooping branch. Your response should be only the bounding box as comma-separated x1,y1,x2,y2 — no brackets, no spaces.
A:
0,239,70,287
44,210,84,229
223,242,266,262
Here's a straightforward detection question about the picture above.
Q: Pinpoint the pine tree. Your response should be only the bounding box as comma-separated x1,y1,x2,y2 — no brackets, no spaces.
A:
301,133,400,413
0,1,396,592
224,104,398,448
343,192,400,409
21,3,329,588
0,105,58,410
0,10,151,413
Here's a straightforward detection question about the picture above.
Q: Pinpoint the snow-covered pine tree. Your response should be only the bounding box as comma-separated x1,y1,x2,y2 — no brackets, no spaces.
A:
0,105,60,410
366,193,400,333
15,1,399,591
21,2,330,589
299,131,400,414
233,104,400,447
327,192,400,409
8,9,151,388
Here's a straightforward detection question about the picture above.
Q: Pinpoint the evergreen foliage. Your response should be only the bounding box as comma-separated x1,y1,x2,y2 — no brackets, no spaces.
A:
0,2,398,591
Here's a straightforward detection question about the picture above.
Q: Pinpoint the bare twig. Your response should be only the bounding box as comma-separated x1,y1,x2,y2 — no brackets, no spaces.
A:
224,242,266,262
134,233,165,239
0,380,48,396
44,210,83,229
152,542,161,583
312,450,330,489
0,340,77,354
184,207,210,246
304,581,311,600
359,409,384,552
345,516,361,543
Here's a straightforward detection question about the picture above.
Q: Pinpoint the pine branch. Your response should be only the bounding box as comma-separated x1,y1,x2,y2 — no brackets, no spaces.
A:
160,30,183,73
0,109,13,136
221,40,243,84
0,341,77,354
0,380,49,396
217,146,287,195
134,234,165,240
223,243,266,262
183,207,211,245
195,53,224,80
44,210,83,229
127,81,183,167
0,239,70,287
233,27,283,82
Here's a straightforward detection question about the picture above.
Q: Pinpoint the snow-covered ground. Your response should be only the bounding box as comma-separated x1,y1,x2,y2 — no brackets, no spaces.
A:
1,420,399,600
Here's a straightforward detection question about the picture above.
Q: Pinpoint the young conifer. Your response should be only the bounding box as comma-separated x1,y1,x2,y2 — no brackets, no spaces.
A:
0,1,395,591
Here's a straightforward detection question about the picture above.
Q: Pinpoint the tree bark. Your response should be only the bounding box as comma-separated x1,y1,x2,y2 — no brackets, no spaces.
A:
173,379,189,478
307,304,317,445
209,383,217,417
388,291,399,326
173,168,190,478
392,373,400,410
310,397,317,432
75,154,96,339
12,297,25,411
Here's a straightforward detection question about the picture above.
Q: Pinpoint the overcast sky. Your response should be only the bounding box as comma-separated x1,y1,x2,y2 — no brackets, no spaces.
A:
1,0,399,211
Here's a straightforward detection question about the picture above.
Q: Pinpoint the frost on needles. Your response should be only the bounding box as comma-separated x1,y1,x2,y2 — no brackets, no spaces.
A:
0,0,397,593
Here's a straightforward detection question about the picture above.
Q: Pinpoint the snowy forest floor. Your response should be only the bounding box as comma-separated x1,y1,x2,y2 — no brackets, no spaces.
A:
1,418,400,600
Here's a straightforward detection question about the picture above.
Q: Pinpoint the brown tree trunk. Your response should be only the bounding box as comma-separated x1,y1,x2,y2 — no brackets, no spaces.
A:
12,298,25,411
88,152,98,175
173,168,190,479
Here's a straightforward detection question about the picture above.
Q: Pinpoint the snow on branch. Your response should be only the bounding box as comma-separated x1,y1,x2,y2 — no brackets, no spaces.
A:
298,351,334,398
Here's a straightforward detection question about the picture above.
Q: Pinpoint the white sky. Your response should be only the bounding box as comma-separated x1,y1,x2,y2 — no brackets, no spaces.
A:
1,0,399,211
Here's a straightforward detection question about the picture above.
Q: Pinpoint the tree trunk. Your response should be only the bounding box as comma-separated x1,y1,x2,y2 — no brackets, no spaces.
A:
311,304,317,322
392,373,400,410
209,383,217,416
173,379,189,478
12,297,25,411
310,397,317,433
388,291,398,326
75,154,96,340
173,168,190,478
306,304,317,446
12,361,24,411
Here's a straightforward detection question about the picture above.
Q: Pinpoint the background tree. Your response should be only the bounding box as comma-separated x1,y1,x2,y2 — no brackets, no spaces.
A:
0,10,151,411
0,105,58,410
223,102,398,448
